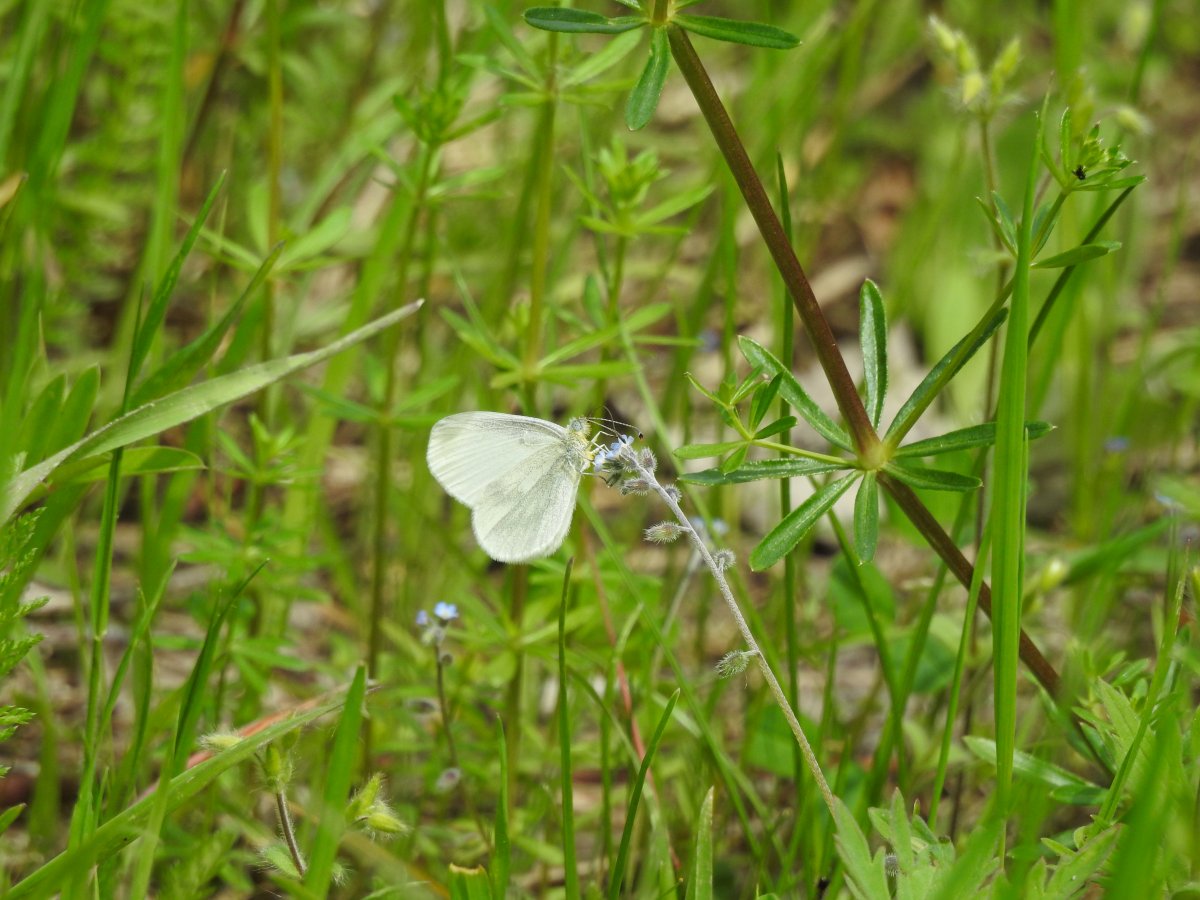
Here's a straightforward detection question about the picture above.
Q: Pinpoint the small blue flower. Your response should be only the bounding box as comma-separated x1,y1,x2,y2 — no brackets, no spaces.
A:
433,601,459,622
415,610,430,627
1104,436,1130,453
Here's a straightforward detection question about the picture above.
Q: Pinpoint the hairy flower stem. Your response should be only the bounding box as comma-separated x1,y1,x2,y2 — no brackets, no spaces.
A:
275,790,307,876
625,450,835,815
666,24,1068,703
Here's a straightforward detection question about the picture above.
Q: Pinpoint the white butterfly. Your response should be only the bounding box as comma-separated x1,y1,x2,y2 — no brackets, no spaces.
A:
427,412,597,563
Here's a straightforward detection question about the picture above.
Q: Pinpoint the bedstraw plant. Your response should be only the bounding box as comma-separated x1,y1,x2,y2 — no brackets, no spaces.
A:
1,0,1196,897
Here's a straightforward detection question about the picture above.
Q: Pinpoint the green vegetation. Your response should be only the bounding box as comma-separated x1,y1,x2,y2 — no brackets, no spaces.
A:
1,0,1197,896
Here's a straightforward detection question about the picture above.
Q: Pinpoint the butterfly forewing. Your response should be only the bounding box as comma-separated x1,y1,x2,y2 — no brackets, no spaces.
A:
427,412,571,507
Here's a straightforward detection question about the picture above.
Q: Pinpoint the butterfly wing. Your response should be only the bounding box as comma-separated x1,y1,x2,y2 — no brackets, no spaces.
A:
470,442,583,562
427,412,569,507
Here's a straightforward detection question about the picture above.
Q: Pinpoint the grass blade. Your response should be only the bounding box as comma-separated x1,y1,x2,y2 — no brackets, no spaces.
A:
2,300,423,522
303,665,367,893
684,786,715,900
989,121,1041,824
608,689,679,899
558,560,580,900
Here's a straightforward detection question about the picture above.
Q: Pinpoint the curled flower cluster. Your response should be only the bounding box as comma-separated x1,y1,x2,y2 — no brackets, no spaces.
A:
591,433,635,470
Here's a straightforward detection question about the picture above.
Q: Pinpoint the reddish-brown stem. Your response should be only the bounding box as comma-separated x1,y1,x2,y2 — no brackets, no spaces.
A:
667,24,1070,705
667,26,880,458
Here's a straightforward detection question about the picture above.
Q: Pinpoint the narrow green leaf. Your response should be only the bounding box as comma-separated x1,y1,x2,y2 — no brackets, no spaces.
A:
557,561,580,900
680,457,847,485
962,736,1105,798
523,8,643,35
717,445,749,474
673,440,745,460
749,374,782,429
683,372,722,406
884,306,1007,446
305,666,367,890
675,14,800,50
884,462,981,492
859,280,887,429
130,577,250,896
3,301,423,522
129,175,227,384
562,29,644,87
47,367,100,458
738,336,852,450
1032,241,1120,268
684,787,714,900
976,195,1015,256
753,415,797,440
854,473,879,563
990,120,1040,816
750,474,857,570
450,866,495,900
0,803,24,838
608,690,679,899
7,693,349,900
894,421,1053,458
493,718,511,896
626,27,669,131
1078,174,1145,191
131,242,284,408
44,447,204,491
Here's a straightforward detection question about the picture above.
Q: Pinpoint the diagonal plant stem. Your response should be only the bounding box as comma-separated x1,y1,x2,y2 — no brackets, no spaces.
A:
665,24,1068,702
667,26,878,459
622,446,836,815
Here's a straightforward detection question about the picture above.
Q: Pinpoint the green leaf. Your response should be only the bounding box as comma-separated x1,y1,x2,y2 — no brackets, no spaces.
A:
492,718,511,897
717,445,749,474
635,183,714,227
441,307,520,369
977,195,1016,257
854,473,878,563
894,421,1053,458
561,28,644,87
450,866,495,900
609,690,679,899
5,691,351,899
962,736,1105,802
749,374,782,429
884,306,1007,445
2,301,423,523
626,27,669,131
674,14,800,50
680,457,847,485
131,242,285,408
859,280,887,429
750,474,857,570
684,787,714,900
753,415,797,440
43,446,205,491
684,372,722,406
523,8,643,35
832,797,890,900
884,462,981,492
129,175,226,385
738,337,852,450
304,665,367,893
1032,241,1120,268
674,440,745,460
